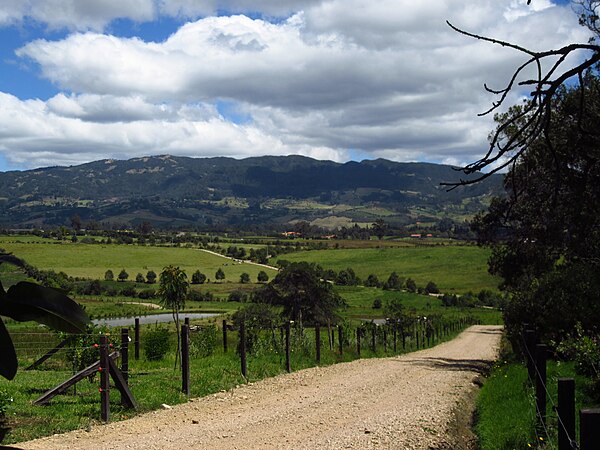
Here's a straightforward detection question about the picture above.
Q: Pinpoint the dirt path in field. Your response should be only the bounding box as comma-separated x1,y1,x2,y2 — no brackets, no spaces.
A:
198,248,280,272
20,325,502,450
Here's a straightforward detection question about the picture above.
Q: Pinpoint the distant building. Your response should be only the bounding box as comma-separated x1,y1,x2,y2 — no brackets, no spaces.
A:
410,234,422,238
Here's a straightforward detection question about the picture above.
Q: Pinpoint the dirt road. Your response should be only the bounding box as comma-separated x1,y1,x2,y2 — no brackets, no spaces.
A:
21,325,502,450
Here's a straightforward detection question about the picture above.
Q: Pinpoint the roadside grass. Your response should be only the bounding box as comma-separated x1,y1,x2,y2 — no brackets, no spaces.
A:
0,318,479,444
475,337,600,450
274,245,500,293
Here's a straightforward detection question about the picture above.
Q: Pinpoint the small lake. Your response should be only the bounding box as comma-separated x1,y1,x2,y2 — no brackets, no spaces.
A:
93,312,220,327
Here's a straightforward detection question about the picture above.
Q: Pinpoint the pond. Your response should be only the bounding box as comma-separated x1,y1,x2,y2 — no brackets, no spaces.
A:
92,312,220,327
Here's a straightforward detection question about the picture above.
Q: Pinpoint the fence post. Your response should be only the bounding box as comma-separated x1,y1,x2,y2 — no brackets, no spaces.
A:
99,335,110,423
393,325,397,353
558,378,576,450
416,323,420,348
315,325,321,363
222,320,228,353
240,320,247,378
338,325,343,356
371,326,376,352
524,329,536,383
134,318,140,360
535,344,548,431
356,328,361,357
383,327,387,353
181,324,190,396
285,322,291,373
120,328,129,406
580,409,600,450
184,317,190,327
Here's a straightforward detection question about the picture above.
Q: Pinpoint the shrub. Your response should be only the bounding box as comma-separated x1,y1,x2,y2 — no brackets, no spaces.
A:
191,270,207,284
425,281,439,294
146,270,157,284
190,325,218,357
257,270,269,283
120,286,137,297
187,290,214,302
137,289,156,299
104,269,114,281
143,326,171,361
228,290,249,302
135,273,145,283
118,269,129,282
372,298,382,309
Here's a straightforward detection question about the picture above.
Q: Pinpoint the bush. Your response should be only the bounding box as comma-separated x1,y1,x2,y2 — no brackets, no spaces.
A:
187,289,214,302
143,326,171,361
104,269,114,281
137,289,156,299
135,273,145,283
120,286,137,297
425,281,439,294
191,270,207,284
372,298,382,309
228,290,249,302
190,325,218,357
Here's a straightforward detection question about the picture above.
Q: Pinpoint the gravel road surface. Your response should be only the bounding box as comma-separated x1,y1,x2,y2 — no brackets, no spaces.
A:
20,325,502,450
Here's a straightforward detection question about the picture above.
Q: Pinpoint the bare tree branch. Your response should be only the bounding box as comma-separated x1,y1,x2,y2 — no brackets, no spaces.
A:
444,1,600,189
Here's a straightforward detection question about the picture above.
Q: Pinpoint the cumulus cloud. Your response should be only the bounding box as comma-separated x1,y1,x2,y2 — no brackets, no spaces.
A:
0,0,592,170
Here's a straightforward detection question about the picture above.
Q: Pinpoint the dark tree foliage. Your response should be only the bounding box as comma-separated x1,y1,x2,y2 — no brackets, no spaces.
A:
472,73,600,342
254,262,346,326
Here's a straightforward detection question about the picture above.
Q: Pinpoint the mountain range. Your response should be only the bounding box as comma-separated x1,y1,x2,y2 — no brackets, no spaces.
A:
0,155,503,230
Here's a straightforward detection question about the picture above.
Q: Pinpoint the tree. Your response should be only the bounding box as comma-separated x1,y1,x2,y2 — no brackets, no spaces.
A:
104,269,114,281
405,278,417,293
239,272,250,284
471,72,600,343
365,273,381,288
191,270,206,285
255,262,347,326
371,218,388,240
146,270,157,284
257,270,269,283
70,214,82,232
158,266,188,368
135,273,145,283
0,253,89,380
215,268,225,282
384,272,403,290
118,269,129,282
425,281,439,294
446,0,600,184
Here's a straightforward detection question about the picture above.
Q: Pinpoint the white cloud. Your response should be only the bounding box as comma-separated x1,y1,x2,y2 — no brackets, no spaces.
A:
0,0,592,170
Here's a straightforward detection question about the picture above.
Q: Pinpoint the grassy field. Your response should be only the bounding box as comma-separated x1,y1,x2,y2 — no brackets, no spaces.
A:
275,245,499,293
0,238,278,281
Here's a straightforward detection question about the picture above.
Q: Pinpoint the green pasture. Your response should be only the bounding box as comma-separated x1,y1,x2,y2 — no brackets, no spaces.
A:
0,240,278,281
275,245,500,293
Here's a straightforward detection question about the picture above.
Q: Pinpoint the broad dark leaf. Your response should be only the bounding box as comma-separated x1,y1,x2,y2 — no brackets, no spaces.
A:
0,282,89,333
0,318,17,380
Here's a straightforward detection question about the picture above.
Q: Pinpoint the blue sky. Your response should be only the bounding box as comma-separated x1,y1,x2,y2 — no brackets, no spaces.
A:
0,0,588,172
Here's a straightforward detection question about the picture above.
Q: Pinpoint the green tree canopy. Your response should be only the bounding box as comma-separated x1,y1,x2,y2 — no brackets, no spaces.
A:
158,265,189,367
254,262,346,326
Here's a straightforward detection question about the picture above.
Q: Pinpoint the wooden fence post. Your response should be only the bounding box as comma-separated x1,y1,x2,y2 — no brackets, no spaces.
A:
181,324,190,396
184,317,190,327
558,378,576,450
120,328,129,406
535,344,548,431
393,325,397,353
134,318,140,360
383,327,387,353
524,329,536,383
315,325,321,363
371,326,376,352
338,325,343,356
356,328,361,357
240,320,247,378
580,409,600,450
99,335,110,423
222,320,228,353
285,322,291,373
